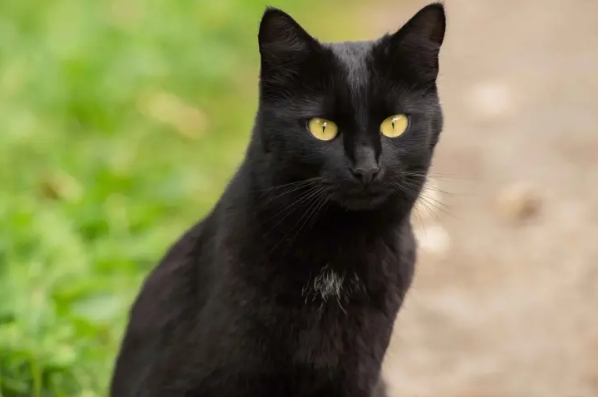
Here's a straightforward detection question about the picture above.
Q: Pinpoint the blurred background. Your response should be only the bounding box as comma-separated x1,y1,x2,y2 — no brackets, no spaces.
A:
0,0,596,395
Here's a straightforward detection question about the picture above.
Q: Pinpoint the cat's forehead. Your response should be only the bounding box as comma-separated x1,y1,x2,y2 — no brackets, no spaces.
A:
324,40,374,62
323,40,376,90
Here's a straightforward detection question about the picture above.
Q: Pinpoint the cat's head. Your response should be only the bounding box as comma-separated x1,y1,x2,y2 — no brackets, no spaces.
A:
255,3,445,211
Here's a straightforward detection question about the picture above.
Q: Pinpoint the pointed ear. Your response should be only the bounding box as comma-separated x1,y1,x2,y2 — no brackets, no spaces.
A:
385,3,446,83
258,8,316,60
398,3,445,46
257,8,321,90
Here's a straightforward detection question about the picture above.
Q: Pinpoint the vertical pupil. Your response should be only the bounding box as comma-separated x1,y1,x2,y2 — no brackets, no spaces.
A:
322,121,327,133
391,119,396,129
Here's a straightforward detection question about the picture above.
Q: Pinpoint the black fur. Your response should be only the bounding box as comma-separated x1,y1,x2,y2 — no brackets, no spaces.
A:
110,4,446,397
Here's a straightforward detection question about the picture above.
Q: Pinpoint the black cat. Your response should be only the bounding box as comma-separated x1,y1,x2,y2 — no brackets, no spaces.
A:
110,3,446,396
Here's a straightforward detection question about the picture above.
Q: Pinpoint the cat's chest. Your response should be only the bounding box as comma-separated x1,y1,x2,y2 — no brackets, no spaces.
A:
289,290,393,371
287,262,399,365
300,265,363,306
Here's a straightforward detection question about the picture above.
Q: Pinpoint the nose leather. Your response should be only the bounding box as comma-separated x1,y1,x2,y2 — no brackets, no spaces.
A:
352,146,379,184
352,167,379,184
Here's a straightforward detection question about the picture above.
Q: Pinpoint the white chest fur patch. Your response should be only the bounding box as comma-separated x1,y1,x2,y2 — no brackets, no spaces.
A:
301,265,362,308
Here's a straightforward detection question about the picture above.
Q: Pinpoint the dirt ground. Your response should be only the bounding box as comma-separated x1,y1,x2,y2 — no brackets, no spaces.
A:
359,0,598,396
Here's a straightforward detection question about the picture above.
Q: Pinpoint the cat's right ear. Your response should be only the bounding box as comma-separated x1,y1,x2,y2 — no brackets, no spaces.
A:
258,8,317,78
258,8,315,53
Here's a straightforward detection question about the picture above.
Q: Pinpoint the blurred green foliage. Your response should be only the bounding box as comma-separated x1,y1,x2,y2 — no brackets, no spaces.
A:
0,0,365,395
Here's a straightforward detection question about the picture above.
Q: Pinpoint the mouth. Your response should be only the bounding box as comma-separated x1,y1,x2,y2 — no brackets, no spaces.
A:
334,191,391,211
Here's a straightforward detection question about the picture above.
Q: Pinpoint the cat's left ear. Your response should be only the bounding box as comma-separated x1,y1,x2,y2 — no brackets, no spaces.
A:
386,2,446,82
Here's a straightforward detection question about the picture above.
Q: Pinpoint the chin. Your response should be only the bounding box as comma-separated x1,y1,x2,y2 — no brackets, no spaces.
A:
335,193,391,211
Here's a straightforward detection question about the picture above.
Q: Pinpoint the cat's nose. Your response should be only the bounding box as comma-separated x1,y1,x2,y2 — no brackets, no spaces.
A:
352,166,380,184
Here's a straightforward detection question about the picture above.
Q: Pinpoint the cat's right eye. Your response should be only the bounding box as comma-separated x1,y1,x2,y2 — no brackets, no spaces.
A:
308,118,338,141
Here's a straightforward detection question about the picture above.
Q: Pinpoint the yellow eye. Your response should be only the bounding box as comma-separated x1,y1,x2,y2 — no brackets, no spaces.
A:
380,114,409,138
308,118,338,141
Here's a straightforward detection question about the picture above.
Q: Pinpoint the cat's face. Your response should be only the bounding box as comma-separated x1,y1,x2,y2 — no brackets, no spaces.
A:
256,4,445,211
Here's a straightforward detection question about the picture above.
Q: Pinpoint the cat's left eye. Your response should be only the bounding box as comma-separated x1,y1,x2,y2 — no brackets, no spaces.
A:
380,114,409,138
308,118,338,141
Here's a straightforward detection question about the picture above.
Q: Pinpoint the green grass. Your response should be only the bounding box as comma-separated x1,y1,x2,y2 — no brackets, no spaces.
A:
0,0,366,395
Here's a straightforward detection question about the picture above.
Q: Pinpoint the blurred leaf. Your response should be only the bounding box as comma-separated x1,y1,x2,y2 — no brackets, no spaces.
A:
71,294,124,324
